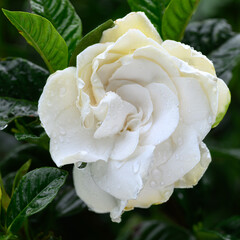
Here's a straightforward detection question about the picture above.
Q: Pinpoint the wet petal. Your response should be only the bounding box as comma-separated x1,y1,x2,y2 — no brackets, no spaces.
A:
141,83,179,145
174,142,211,188
73,165,118,213
38,68,113,167
93,92,137,138
101,12,162,44
162,40,216,76
91,146,155,200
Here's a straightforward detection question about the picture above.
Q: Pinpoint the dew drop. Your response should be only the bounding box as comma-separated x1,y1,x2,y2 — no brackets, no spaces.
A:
152,169,160,178
59,136,64,143
115,161,123,169
150,181,157,188
59,87,66,97
164,191,170,199
76,161,87,169
60,128,66,136
208,116,212,124
133,161,140,173
177,137,183,146
96,121,102,128
80,151,88,156
0,124,8,130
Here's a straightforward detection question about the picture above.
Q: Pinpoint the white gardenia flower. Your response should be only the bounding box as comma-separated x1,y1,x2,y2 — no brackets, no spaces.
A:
38,12,230,222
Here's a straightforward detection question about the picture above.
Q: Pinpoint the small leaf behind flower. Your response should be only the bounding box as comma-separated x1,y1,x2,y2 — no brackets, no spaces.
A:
162,0,200,41
183,19,240,85
69,19,114,66
11,160,31,196
127,0,166,36
0,58,49,102
2,9,68,73
6,167,68,233
30,0,82,58
0,97,38,130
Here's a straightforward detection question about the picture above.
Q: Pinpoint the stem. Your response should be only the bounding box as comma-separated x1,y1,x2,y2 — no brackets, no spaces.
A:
24,219,31,240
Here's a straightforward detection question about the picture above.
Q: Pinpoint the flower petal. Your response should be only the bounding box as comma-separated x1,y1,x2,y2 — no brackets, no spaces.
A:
156,125,201,186
110,130,140,161
38,68,113,167
73,165,118,213
173,76,215,139
141,83,179,146
212,78,231,127
174,142,211,188
91,146,155,200
126,185,174,209
116,84,153,125
93,92,137,138
162,40,216,76
101,12,162,44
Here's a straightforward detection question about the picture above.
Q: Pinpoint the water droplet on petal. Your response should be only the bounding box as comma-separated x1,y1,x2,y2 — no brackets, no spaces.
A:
59,136,64,143
115,161,123,169
152,169,160,178
133,161,140,173
60,128,66,135
177,137,183,146
208,116,212,124
0,124,8,130
59,87,66,97
150,181,157,188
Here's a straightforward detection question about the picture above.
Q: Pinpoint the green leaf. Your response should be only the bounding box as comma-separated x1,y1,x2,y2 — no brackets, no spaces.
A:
162,0,200,41
0,97,38,130
14,132,49,150
11,160,31,196
6,167,68,233
54,186,86,218
122,220,195,240
127,0,166,36
2,9,68,73
182,19,235,55
30,0,82,58
183,19,240,85
209,35,240,85
0,58,49,102
0,144,51,175
69,19,114,66
0,174,10,211
0,234,18,240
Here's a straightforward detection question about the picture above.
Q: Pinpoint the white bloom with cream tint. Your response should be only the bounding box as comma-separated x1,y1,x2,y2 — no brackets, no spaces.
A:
38,12,230,222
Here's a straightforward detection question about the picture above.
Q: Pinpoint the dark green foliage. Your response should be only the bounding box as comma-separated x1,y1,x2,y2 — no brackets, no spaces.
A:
183,19,240,84
6,168,68,233
69,19,114,66
30,0,82,58
127,0,166,35
2,9,68,73
0,58,49,102
162,0,200,41
0,98,38,130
